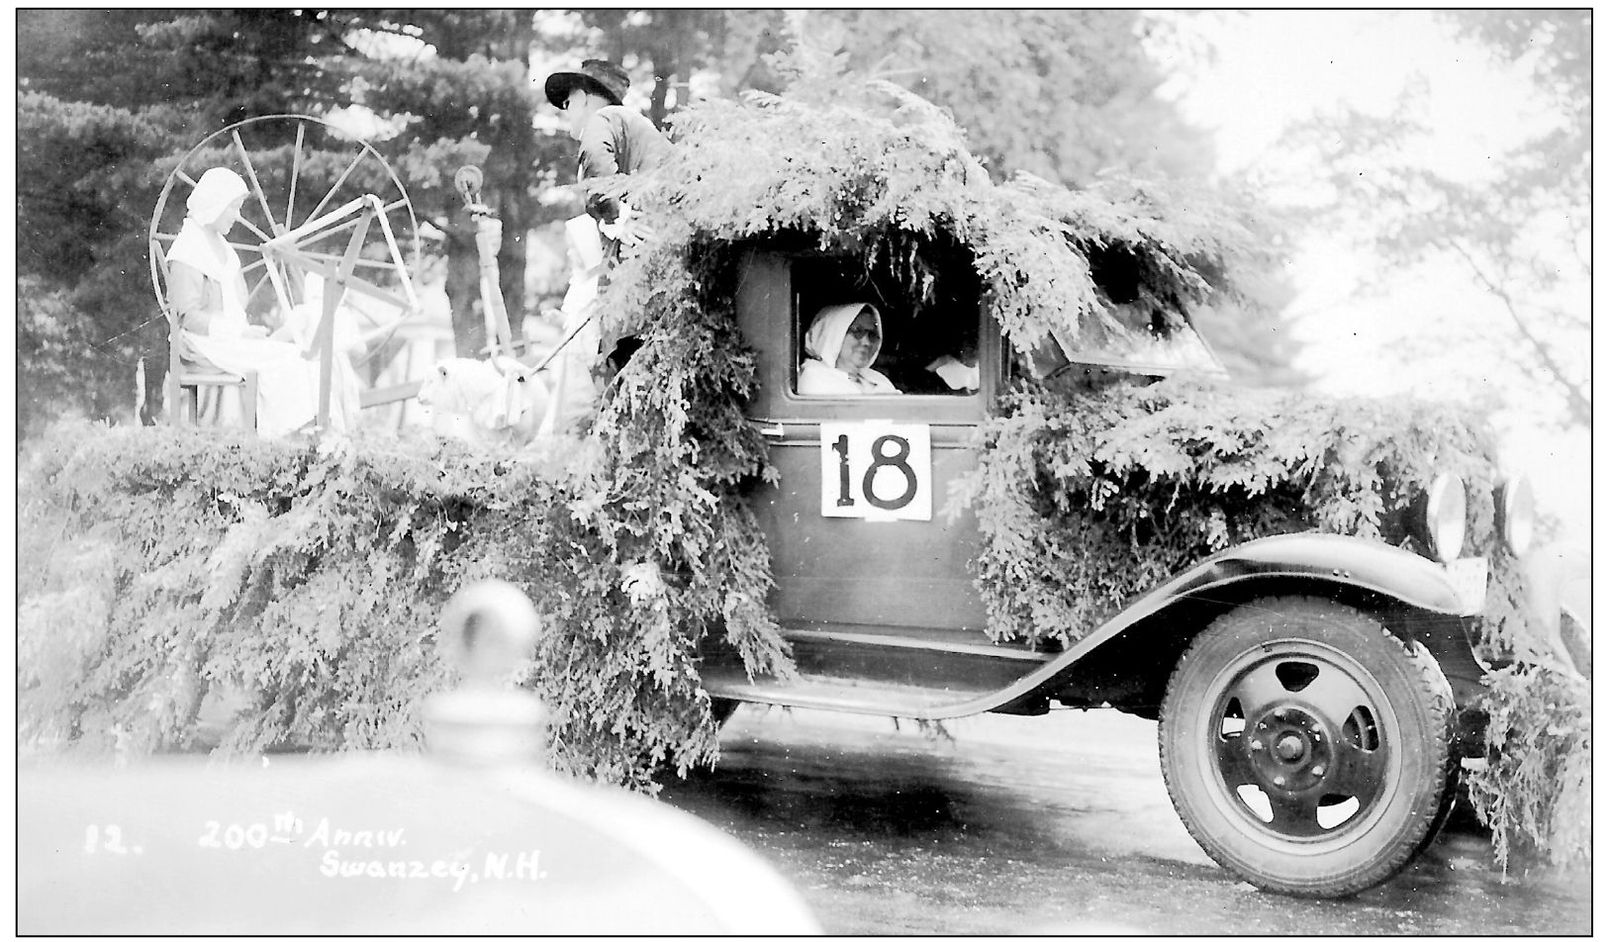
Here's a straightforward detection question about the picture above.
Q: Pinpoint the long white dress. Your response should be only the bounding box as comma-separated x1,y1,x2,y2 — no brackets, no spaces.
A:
168,220,357,436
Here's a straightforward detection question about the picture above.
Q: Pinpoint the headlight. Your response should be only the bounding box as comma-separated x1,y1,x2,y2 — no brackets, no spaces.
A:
1422,472,1468,563
1495,475,1536,556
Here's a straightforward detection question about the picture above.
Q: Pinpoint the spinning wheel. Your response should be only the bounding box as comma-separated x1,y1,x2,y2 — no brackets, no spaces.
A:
149,115,424,425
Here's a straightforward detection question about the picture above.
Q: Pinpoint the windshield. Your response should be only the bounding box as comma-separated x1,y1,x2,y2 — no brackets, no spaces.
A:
1028,302,1226,379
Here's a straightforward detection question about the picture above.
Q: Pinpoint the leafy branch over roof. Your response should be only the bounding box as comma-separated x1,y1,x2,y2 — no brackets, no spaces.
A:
593,62,1269,357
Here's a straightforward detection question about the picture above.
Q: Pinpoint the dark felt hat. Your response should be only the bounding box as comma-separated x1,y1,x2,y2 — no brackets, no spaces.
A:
544,59,629,108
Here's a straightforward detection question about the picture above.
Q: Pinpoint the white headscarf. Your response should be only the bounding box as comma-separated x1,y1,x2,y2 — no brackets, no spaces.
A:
800,302,898,394
186,167,250,227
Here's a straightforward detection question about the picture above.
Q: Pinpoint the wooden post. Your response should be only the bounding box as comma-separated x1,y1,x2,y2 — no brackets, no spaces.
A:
315,205,375,428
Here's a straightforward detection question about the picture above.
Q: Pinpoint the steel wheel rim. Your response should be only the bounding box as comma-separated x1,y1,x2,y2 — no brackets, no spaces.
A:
1194,639,1403,855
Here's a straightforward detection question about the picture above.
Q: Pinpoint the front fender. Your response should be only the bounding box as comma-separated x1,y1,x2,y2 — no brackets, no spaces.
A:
1180,532,1468,614
1023,532,1479,715
1088,533,1468,645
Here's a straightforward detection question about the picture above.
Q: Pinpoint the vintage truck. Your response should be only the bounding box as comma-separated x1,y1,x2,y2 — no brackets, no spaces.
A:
685,245,1534,899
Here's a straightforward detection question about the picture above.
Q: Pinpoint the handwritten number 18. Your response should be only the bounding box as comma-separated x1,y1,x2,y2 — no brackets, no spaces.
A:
833,433,917,511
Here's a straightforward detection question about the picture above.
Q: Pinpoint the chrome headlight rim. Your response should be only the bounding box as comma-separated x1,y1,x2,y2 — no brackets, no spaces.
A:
1423,472,1468,563
1495,475,1537,556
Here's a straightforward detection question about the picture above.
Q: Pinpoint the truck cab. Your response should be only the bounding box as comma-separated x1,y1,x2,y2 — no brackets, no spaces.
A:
696,242,1508,899
701,246,1239,719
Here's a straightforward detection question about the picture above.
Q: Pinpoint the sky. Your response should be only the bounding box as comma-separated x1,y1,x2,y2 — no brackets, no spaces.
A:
1150,10,1592,546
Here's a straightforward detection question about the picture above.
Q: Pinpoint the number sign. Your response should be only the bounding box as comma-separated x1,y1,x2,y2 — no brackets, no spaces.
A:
819,422,932,520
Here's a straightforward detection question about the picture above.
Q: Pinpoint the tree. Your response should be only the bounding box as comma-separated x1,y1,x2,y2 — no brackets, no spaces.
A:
348,10,560,355
819,10,1217,187
1298,11,1589,427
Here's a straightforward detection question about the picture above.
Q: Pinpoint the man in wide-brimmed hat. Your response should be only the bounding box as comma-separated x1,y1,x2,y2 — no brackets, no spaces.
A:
543,59,671,247
543,59,673,376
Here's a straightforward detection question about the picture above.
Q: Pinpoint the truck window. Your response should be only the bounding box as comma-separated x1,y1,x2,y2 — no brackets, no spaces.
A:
790,253,982,398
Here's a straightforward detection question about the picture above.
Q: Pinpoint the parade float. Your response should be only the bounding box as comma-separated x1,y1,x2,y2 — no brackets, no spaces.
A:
18,66,1587,892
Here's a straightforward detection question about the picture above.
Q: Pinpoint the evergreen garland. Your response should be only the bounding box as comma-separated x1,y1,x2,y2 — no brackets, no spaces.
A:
956,376,1505,647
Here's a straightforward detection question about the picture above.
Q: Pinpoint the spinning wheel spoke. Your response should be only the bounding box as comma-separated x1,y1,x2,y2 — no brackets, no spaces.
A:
231,214,275,245
231,130,280,237
245,271,274,306
286,122,305,232
302,148,368,229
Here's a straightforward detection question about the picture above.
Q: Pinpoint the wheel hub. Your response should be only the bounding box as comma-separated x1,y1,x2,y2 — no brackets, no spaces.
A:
1247,707,1332,791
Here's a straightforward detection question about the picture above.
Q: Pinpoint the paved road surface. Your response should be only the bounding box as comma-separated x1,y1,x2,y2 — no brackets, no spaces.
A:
660,705,1590,934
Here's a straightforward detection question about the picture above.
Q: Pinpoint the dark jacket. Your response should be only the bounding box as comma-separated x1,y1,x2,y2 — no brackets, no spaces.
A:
577,105,672,224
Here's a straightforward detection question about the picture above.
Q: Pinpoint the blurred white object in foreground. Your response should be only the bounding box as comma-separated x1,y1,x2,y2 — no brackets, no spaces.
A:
17,580,819,935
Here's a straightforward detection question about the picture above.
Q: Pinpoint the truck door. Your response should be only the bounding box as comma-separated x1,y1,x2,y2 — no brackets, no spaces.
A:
735,252,992,636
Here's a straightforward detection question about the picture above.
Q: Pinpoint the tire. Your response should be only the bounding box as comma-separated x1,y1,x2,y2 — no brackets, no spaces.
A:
1158,596,1456,898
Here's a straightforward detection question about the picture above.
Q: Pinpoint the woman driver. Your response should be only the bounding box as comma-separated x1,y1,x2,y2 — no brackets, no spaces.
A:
798,302,901,396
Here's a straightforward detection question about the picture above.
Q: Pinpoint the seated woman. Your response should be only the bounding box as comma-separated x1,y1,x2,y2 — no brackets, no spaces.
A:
166,167,357,435
798,302,902,396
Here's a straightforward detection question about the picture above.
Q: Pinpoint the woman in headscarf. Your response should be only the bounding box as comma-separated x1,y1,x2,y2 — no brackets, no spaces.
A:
798,302,901,396
166,167,354,435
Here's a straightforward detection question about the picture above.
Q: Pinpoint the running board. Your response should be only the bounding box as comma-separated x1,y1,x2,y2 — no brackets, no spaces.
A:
700,625,1057,719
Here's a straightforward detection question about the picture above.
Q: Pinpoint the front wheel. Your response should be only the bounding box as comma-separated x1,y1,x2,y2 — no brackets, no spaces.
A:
1159,596,1455,898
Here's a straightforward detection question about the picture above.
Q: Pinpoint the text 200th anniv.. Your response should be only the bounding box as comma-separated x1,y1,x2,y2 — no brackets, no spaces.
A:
81,812,548,893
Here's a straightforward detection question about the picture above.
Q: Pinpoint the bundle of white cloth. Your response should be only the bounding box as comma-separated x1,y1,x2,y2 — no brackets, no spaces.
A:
417,356,550,448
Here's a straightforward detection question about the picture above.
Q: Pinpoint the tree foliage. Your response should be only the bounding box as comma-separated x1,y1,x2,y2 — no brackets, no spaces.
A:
959,376,1505,646
1296,11,1589,428
17,417,788,790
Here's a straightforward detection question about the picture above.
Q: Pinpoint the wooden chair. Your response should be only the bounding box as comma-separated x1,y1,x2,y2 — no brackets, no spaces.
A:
151,238,259,431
